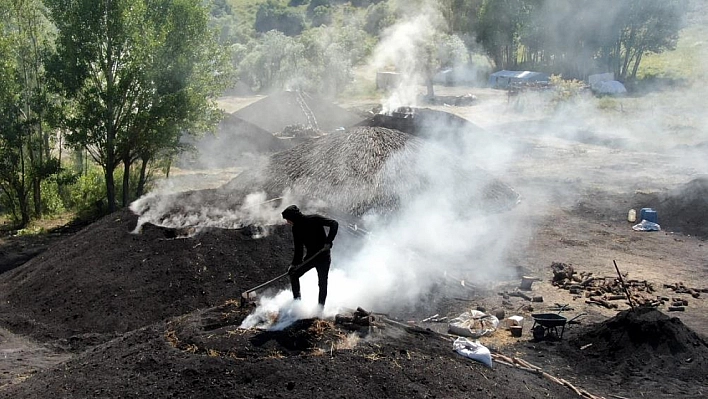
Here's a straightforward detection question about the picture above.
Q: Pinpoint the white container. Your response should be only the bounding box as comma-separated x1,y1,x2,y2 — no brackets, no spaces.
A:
627,209,636,223
505,315,524,329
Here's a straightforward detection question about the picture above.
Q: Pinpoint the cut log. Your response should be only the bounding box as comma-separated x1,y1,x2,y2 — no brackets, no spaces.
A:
586,298,617,309
509,291,533,301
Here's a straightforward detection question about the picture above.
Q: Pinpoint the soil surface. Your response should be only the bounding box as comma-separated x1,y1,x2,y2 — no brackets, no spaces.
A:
1,85,707,399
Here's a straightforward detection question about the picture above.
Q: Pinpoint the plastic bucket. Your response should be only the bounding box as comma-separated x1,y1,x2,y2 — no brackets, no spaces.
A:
510,326,523,337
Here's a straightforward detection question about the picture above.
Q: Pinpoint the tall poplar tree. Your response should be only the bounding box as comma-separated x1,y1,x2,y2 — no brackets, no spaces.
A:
46,0,229,212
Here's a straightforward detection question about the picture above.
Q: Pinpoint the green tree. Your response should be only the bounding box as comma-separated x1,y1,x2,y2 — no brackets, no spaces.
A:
310,5,333,27
612,0,686,82
0,32,31,225
439,0,483,34
254,0,305,36
2,0,59,221
46,0,229,212
300,26,354,96
421,32,469,97
364,1,396,36
239,30,306,91
0,0,59,226
476,0,528,70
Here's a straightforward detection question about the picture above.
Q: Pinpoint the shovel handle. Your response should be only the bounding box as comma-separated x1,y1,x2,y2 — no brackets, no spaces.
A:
241,272,290,298
288,247,329,274
240,247,330,300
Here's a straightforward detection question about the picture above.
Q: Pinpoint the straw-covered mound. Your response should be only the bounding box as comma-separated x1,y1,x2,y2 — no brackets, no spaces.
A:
233,90,364,134
224,126,520,217
560,307,708,397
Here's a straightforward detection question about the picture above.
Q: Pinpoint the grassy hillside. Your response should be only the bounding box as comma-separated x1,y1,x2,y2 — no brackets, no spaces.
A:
636,0,708,82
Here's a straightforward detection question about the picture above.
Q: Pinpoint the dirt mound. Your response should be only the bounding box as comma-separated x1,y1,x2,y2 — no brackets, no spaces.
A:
166,302,345,358
654,176,708,238
178,113,291,169
572,176,708,239
0,209,295,340
358,107,487,151
2,301,586,399
224,126,519,217
561,307,708,396
232,90,364,133
573,307,708,360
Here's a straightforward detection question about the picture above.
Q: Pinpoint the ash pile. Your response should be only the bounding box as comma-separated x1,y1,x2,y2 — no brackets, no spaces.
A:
654,176,708,238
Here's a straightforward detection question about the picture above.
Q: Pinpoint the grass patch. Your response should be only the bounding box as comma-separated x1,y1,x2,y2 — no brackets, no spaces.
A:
597,97,620,111
638,24,708,82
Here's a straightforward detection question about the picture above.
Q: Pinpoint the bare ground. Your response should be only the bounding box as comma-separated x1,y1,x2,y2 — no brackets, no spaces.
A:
1,86,707,399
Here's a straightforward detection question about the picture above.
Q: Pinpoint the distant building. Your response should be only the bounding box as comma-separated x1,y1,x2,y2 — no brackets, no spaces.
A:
488,70,550,89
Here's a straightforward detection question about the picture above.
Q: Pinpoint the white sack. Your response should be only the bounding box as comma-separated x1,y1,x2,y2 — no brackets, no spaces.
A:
453,337,493,368
448,310,499,338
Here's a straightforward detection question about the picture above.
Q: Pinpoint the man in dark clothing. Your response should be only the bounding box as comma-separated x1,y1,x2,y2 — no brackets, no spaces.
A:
281,205,338,307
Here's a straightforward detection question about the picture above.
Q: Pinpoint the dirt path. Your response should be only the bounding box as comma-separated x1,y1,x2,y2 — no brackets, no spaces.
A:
0,327,70,390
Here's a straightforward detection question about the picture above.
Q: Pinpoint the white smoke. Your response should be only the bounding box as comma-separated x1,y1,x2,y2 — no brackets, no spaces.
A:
240,290,324,330
230,0,707,333
239,3,525,330
369,1,442,113
129,185,290,235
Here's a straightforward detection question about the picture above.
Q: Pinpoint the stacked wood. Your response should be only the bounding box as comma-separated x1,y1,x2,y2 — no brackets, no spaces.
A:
550,264,661,309
551,262,575,284
664,282,704,298
334,307,384,333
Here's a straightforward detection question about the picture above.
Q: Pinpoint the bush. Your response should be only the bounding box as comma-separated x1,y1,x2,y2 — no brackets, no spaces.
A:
40,178,66,216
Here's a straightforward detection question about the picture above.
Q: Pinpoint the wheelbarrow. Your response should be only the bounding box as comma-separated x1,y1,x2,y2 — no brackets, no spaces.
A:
530,312,585,341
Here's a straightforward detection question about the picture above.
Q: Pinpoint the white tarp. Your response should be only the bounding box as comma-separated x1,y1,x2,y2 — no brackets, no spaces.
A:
448,310,499,338
453,337,493,368
592,80,627,95
632,219,661,231
588,72,614,86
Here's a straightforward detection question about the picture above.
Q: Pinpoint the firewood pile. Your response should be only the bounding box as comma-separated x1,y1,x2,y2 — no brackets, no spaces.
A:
660,282,706,311
335,307,384,333
664,282,706,298
550,262,659,309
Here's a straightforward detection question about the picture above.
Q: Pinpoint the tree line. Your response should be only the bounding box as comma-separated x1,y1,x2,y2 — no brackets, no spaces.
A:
0,0,688,228
1,0,229,227
223,0,685,92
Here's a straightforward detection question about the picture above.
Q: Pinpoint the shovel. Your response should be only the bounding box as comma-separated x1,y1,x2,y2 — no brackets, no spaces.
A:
239,247,329,306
